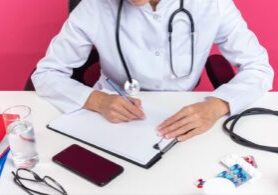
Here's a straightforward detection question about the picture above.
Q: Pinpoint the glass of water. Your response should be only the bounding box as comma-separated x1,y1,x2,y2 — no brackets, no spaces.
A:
2,105,39,169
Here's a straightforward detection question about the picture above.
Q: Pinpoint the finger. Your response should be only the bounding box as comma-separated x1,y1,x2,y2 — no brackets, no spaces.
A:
121,100,145,119
158,114,184,131
165,121,201,139
177,129,201,142
158,107,194,130
108,112,130,123
158,116,195,135
128,97,142,108
113,105,137,120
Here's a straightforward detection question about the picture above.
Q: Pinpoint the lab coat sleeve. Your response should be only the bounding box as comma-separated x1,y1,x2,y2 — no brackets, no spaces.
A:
31,0,100,113
209,0,274,115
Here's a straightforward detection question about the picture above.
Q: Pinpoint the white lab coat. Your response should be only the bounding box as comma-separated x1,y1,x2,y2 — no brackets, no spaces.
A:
32,0,274,115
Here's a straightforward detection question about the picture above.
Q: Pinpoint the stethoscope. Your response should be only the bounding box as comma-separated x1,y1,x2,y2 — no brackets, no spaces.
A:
223,108,278,153
116,0,195,96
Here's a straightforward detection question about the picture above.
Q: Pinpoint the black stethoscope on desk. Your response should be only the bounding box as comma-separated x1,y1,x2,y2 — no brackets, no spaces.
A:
223,107,278,153
116,0,195,96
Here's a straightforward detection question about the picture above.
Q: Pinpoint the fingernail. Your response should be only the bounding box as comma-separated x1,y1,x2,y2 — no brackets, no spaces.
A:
157,127,163,132
157,131,163,136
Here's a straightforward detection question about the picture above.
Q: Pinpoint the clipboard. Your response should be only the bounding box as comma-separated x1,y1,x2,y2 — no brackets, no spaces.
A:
47,103,178,169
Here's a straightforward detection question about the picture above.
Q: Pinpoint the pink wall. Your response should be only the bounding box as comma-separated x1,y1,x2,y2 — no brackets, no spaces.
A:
0,0,67,90
196,0,278,91
0,0,277,91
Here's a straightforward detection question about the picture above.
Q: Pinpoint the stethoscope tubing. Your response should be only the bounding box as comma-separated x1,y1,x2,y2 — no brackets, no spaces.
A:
223,107,278,153
168,4,195,78
116,0,133,84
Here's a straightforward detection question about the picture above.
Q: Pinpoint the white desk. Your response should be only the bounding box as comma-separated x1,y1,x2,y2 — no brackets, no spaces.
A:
1,92,278,195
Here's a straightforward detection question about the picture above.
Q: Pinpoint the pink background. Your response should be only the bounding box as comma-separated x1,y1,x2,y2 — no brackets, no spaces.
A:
0,0,277,91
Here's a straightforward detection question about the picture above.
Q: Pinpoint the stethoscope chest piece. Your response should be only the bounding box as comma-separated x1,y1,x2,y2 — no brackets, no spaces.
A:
124,79,140,96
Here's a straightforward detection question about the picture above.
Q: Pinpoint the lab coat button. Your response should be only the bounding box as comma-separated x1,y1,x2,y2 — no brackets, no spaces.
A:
170,74,176,79
155,51,161,56
153,14,160,20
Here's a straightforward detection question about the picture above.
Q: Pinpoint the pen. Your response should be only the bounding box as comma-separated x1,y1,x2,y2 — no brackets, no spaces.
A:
0,149,10,177
105,78,134,104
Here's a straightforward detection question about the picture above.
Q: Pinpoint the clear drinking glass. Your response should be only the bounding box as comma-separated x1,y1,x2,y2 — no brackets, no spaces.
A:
2,105,39,169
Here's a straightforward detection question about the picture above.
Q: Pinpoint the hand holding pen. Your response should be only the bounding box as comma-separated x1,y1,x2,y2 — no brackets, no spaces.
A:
84,79,145,123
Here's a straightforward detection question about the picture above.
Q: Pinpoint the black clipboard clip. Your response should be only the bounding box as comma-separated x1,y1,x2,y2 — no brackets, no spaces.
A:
153,138,178,153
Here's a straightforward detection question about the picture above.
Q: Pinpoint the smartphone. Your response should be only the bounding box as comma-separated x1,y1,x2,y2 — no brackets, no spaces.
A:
52,144,124,187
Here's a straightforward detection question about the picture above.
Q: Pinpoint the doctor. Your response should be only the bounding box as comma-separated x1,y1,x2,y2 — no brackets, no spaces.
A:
32,0,273,142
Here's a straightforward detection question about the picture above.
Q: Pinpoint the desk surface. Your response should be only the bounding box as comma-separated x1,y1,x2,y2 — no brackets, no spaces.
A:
1,92,278,195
